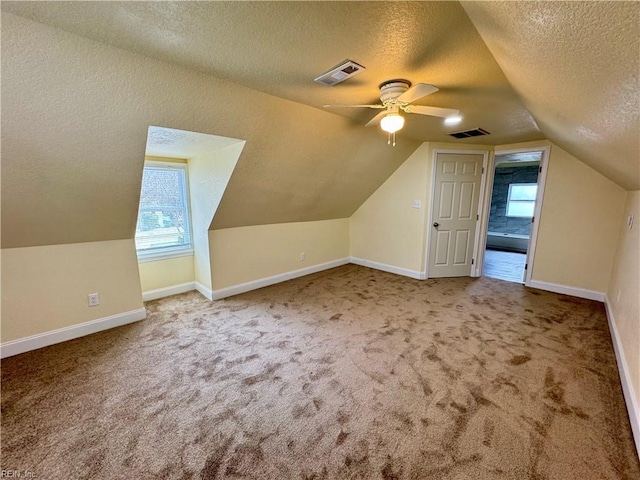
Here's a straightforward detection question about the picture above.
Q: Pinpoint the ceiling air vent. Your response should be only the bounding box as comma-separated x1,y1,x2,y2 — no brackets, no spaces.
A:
314,60,365,86
449,127,491,139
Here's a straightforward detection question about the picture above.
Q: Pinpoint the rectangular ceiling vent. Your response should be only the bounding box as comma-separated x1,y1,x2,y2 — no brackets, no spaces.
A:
449,127,491,139
314,60,365,86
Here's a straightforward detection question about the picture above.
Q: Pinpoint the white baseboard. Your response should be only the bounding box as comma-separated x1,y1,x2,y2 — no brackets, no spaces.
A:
527,280,605,302
195,281,214,301
211,258,350,300
604,296,640,457
350,257,424,280
142,282,196,301
0,308,147,359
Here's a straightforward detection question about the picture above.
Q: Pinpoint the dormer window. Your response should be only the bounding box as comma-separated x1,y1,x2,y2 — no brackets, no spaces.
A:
135,161,193,261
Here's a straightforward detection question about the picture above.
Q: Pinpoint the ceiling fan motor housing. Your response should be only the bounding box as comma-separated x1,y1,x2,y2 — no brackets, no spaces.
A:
379,80,411,104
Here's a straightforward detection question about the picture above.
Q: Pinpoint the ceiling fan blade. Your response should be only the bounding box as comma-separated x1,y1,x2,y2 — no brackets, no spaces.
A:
323,104,385,109
365,111,387,127
397,83,439,104
406,105,459,118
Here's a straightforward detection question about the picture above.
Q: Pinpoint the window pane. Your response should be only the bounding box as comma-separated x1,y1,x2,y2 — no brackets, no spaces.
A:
139,168,185,208
507,200,535,217
510,184,537,201
135,165,191,253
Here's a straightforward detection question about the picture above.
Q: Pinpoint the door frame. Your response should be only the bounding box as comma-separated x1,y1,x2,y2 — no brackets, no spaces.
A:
424,149,490,279
476,145,550,285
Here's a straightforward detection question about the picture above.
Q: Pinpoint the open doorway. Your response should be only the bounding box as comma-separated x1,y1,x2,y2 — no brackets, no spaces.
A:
482,150,543,283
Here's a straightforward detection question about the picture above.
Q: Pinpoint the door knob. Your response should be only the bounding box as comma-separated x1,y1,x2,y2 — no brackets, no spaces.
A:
433,222,439,228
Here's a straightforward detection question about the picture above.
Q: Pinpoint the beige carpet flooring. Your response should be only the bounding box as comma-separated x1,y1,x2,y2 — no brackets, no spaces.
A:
1,265,638,479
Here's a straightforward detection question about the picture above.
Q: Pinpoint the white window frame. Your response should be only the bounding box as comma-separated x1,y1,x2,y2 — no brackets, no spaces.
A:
135,161,194,262
506,183,537,218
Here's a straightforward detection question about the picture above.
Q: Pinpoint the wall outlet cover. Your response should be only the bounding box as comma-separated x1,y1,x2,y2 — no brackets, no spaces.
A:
88,293,100,307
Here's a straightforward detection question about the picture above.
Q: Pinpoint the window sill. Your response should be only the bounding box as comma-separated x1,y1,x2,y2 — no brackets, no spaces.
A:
137,248,194,263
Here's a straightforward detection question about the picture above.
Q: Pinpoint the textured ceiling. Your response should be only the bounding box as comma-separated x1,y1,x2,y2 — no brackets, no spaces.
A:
5,1,637,189
2,1,638,250
1,12,420,247
146,126,244,159
1,1,542,146
462,1,639,190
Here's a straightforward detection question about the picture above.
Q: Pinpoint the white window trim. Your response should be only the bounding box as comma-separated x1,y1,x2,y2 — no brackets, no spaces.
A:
137,247,194,263
136,160,194,262
506,183,537,218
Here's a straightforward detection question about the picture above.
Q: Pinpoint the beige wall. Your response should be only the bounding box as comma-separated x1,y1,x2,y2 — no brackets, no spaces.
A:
531,144,626,292
350,142,492,274
351,140,627,296
493,140,627,292
210,219,350,290
189,142,245,289
350,143,432,273
1,240,143,343
138,255,195,293
608,190,640,406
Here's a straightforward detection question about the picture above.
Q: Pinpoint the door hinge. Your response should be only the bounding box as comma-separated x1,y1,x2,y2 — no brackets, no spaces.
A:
531,216,535,224
525,263,528,270
476,214,479,221
482,167,485,174
539,166,542,173
471,258,475,265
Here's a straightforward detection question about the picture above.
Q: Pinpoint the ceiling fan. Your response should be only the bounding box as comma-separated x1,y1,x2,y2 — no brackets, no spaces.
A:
324,79,460,146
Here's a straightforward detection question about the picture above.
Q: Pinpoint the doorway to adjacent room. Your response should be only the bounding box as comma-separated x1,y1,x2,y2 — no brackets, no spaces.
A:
482,150,544,283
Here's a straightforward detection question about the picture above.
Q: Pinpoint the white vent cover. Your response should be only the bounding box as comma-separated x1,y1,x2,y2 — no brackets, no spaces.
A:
314,60,365,86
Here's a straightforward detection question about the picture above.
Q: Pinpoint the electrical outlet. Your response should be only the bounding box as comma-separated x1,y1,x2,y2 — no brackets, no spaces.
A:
616,289,622,303
88,293,100,307
412,200,422,209
300,252,306,261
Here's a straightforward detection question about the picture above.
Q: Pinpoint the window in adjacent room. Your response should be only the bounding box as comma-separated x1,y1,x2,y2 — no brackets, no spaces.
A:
506,183,538,218
135,161,193,261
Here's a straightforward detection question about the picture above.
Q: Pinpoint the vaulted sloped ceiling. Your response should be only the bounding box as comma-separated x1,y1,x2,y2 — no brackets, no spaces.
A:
1,2,638,249
462,1,640,190
1,12,419,248
0,1,543,146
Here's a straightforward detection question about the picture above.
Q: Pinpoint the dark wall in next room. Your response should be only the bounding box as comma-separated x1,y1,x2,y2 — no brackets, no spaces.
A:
488,164,540,236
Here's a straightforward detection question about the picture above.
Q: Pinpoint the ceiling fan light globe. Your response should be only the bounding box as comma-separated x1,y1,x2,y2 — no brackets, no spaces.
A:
380,114,404,133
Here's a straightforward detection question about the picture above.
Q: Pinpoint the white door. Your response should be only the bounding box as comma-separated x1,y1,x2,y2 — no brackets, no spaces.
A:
428,153,484,277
